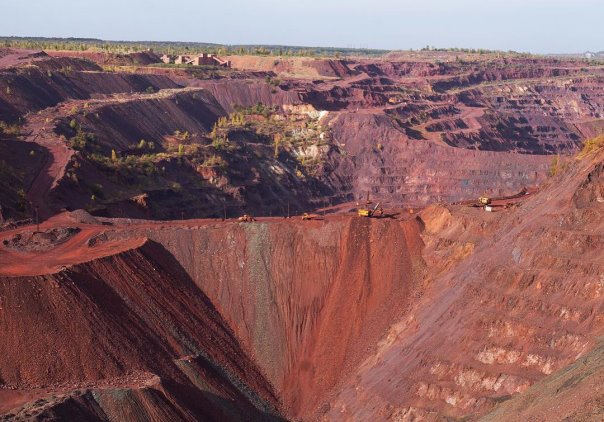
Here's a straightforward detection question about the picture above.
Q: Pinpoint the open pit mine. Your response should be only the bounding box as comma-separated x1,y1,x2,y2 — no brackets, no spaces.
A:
0,47,603,421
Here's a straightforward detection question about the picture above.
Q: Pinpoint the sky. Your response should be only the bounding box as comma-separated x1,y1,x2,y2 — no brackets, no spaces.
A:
2,0,603,53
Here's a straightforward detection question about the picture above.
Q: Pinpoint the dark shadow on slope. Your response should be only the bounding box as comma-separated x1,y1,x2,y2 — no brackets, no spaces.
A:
59,239,285,420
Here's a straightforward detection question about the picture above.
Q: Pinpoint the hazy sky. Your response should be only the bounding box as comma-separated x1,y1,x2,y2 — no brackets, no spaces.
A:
2,0,603,53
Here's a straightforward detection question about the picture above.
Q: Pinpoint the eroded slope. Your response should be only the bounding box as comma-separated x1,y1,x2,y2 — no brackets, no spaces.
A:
323,146,604,420
0,239,281,420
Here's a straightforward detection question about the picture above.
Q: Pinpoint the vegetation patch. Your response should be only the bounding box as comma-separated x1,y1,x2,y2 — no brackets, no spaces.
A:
578,135,604,158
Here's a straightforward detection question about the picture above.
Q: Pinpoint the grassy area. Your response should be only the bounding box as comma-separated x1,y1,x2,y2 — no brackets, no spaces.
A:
578,135,604,158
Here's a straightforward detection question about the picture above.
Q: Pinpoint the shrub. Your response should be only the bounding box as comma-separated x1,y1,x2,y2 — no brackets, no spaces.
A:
173,130,190,141
90,183,104,199
549,155,560,177
111,149,118,161
230,113,245,126
578,135,604,158
0,121,21,136
201,154,227,170
211,136,228,150
216,116,228,128
273,133,282,158
69,129,96,151
145,86,156,94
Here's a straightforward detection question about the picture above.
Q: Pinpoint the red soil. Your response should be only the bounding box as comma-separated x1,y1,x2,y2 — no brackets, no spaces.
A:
323,149,604,420
47,50,162,66
3,51,603,221
0,231,282,419
2,50,604,420
0,49,49,69
0,211,424,418
1,146,603,420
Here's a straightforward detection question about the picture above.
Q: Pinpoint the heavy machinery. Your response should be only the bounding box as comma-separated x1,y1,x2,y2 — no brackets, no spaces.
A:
301,213,314,220
238,214,256,222
357,192,383,218
478,196,492,206
358,202,383,217
476,188,528,207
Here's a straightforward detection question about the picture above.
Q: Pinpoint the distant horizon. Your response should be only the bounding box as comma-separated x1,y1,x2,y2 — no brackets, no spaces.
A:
3,0,603,55
1,35,600,57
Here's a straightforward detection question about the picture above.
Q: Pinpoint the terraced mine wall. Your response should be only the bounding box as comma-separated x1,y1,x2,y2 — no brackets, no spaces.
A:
0,58,180,122
325,149,604,420
325,112,552,205
1,147,603,420
195,80,302,113
64,90,227,151
3,50,604,220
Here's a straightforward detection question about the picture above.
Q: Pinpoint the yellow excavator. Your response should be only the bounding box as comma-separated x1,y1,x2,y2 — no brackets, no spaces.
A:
357,192,383,218
478,188,528,207
478,196,491,206
301,212,314,220
238,214,256,222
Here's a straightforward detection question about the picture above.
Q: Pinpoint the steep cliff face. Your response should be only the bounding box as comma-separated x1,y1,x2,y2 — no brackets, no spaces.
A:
0,216,425,420
80,216,425,417
1,146,603,420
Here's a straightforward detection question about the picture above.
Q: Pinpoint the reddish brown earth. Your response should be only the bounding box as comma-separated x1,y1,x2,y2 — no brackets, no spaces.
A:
2,50,604,221
480,339,604,421
323,148,604,420
1,49,604,421
46,49,162,66
0,211,424,420
0,145,602,420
